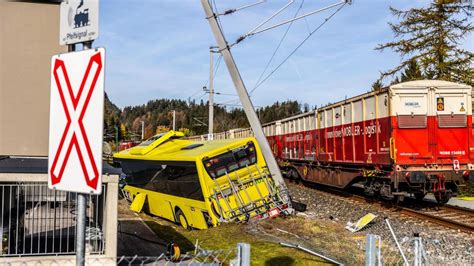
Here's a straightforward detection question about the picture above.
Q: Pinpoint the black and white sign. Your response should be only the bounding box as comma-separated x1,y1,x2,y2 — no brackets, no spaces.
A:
60,0,99,45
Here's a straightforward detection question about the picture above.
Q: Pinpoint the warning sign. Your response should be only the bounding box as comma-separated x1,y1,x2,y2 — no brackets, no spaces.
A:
48,48,105,194
437,97,444,111
460,103,466,112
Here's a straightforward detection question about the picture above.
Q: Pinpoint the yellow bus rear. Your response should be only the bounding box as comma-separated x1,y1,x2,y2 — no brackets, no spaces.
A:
114,132,289,229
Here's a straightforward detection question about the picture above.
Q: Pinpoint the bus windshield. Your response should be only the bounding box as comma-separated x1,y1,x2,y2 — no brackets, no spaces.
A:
203,142,257,179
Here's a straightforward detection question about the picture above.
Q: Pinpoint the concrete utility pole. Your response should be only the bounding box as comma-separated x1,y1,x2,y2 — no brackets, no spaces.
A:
201,0,292,211
172,110,176,131
140,121,145,140
208,47,214,140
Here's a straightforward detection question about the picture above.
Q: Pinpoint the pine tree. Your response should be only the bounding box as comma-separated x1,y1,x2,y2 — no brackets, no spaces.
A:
400,58,424,82
376,0,473,85
371,80,384,91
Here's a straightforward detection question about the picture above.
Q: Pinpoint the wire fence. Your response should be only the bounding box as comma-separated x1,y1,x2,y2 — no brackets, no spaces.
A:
356,217,471,265
2,243,248,265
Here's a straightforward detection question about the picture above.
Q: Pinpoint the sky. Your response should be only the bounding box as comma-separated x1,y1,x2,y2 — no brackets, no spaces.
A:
95,0,473,110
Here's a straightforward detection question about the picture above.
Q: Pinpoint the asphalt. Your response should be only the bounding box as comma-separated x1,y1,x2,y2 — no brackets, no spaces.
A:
117,199,168,257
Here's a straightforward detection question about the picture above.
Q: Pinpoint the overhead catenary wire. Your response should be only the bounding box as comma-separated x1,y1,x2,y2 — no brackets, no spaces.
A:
245,0,346,38
192,53,222,103
214,92,238,96
216,102,263,108
216,0,267,16
202,54,223,90
189,88,204,99
245,0,295,36
252,0,306,95
249,2,348,95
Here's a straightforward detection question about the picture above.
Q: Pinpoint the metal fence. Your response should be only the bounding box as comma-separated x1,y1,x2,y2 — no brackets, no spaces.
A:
3,243,251,266
361,218,473,266
1,182,107,257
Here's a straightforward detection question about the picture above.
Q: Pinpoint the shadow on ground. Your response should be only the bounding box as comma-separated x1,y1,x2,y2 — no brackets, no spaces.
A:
144,220,195,252
265,256,296,265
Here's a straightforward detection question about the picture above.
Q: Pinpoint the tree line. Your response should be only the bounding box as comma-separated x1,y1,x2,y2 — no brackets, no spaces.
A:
104,95,305,141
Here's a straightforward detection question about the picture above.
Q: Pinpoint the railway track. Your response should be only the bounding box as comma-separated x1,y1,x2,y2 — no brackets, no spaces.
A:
401,204,474,234
349,193,474,234
290,180,474,234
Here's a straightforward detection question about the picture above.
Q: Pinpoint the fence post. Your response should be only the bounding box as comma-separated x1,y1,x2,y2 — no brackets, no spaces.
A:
413,233,429,266
231,243,250,266
365,234,382,266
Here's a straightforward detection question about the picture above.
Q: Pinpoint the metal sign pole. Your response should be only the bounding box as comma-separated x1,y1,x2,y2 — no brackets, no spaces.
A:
76,193,87,266
74,40,92,266
201,0,293,211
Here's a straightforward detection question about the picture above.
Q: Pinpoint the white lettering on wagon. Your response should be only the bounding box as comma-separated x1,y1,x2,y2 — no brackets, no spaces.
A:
325,124,381,139
439,150,465,155
404,101,421,108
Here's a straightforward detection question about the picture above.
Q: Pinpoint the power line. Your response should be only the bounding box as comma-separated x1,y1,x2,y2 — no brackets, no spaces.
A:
250,2,348,95
202,54,222,89
195,92,208,102
215,91,238,96
216,102,263,108
189,88,203,99
252,0,306,95
194,53,222,102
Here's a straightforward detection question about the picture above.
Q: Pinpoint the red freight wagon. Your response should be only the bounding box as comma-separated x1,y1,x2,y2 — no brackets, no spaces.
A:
264,80,472,203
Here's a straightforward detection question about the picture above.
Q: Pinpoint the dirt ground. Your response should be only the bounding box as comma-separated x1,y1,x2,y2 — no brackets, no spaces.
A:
117,197,367,265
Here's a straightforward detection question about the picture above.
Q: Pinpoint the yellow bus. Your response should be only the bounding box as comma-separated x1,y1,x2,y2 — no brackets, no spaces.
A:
113,131,290,229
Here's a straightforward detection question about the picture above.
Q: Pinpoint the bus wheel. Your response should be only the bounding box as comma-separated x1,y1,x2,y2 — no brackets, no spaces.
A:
176,209,189,229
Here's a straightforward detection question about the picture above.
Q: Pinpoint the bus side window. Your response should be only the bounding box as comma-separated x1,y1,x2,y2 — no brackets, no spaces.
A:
145,162,204,201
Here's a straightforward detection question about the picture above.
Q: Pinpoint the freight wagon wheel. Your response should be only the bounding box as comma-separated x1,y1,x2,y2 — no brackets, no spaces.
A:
414,192,426,201
287,168,300,181
434,191,451,205
175,209,189,229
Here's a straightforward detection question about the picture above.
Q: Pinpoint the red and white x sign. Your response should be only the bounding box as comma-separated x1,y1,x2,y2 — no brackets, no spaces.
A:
48,48,105,194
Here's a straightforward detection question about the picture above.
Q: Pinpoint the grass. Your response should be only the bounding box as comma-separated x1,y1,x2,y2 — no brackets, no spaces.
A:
139,211,364,265
458,180,474,197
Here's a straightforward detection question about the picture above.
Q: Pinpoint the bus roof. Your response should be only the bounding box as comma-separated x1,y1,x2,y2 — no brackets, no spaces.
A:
113,132,255,162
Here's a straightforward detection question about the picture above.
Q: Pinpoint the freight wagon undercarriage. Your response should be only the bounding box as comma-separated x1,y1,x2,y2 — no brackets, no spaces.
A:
282,159,469,204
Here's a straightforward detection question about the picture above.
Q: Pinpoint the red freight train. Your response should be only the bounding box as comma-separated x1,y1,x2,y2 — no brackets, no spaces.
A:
262,80,473,203
190,80,473,203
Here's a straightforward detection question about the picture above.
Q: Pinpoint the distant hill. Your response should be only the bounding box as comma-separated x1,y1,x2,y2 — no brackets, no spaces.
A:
103,95,307,141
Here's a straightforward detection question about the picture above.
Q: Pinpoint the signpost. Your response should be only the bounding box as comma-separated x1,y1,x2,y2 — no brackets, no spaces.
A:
50,1,102,265
48,48,105,194
60,0,99,45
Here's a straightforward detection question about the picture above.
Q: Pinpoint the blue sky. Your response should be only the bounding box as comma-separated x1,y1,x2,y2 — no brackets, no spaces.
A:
95,0,473,109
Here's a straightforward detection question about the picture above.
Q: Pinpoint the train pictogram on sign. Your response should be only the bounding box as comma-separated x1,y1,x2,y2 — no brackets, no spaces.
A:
48,48,105,194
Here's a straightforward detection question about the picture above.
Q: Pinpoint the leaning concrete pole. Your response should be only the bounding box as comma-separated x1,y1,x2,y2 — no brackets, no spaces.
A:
201,0,292,211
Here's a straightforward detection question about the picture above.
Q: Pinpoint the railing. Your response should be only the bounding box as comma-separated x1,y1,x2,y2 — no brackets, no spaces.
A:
0,173,118,261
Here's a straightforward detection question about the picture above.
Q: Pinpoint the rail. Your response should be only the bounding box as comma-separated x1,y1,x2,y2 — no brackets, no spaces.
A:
294,181,474,234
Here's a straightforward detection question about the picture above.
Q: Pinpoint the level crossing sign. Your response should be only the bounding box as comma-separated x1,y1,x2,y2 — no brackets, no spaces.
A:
60,0,99,45
48,48,105,194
